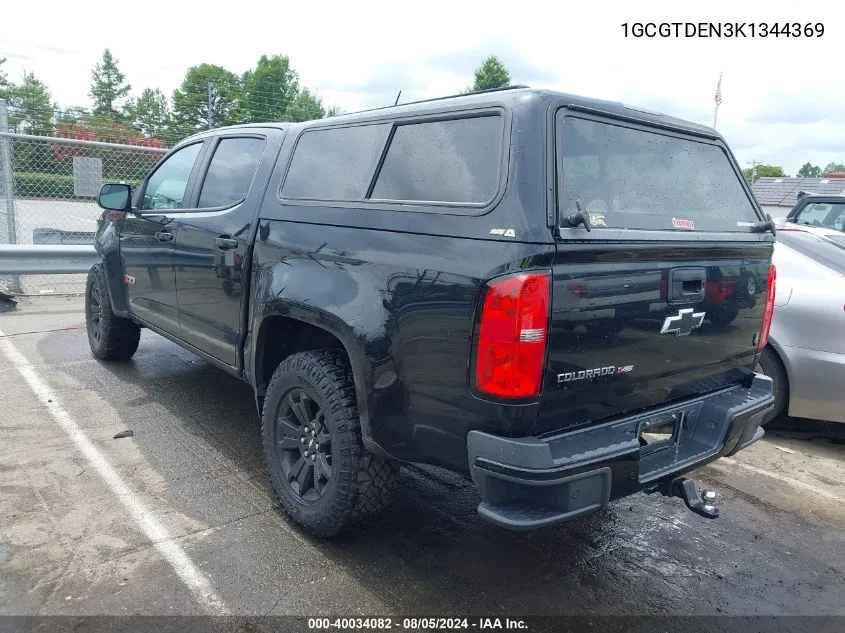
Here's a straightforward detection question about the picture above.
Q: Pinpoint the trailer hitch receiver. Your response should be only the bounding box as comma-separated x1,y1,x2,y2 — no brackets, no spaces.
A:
652,477,720,519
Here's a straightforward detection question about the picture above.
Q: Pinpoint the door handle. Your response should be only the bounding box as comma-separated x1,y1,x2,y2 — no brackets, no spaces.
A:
668,267,706,303
215,238,238,250
155,231,173,242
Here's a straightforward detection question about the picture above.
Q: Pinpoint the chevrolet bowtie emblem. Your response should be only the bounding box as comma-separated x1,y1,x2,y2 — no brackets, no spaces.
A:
660,308,705,337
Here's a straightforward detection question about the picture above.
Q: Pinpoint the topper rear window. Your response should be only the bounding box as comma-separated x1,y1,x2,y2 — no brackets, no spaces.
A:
556,113,759,233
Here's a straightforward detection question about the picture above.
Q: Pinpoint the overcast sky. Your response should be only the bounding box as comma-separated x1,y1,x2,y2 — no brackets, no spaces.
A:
2,0,841,175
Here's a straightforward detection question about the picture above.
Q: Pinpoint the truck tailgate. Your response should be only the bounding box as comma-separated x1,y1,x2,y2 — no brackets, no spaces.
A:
536,242,772,434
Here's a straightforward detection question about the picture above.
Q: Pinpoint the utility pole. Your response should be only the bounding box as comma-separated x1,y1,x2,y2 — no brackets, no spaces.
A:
0,98,20,293
748,160,761,183
207,83,214,129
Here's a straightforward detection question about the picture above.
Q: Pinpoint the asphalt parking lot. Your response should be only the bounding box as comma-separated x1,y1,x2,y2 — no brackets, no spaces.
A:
1,296,844,624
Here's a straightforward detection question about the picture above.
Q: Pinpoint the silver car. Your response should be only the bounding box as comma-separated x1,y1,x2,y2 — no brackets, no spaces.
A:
757,229,845,424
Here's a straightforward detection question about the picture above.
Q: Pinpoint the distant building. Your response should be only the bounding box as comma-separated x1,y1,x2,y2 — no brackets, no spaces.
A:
750,176,845,217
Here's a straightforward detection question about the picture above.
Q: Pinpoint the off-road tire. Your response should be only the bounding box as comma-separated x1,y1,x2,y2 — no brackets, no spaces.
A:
262,350,400,537
85,265,141,361
756,346,789,425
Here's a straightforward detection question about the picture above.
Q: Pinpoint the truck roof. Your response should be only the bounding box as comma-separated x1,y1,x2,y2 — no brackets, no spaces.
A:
187,87,720,144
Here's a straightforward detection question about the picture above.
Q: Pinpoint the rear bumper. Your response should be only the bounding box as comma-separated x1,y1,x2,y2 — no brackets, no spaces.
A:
467,373,774,530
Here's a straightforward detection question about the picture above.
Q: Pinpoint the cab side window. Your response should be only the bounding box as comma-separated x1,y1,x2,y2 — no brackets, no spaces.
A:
140,142,203,210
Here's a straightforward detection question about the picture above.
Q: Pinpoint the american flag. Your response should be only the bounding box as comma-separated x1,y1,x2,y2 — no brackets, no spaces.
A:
714,73,723,106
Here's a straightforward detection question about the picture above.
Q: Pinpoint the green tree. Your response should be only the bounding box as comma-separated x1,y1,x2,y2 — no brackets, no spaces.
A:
742,164,785,183
286,86,326,122
8,71,54,136
90,49,131,119
127,88,170,139
242,54,299,123
0,57,11,102
172,64,243,135
468,55,511,92
823,162,845,174
797,162,822,178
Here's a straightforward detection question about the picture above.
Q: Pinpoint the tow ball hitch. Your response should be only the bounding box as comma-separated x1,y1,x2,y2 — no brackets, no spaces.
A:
652,477,720,519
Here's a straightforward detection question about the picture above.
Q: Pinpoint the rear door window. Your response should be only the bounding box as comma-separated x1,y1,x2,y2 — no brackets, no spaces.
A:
370,116,502,204
556,113,759,233
198,137,266,208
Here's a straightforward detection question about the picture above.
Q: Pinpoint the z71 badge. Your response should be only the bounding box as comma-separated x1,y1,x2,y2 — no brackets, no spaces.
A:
557,364,635,385
489,228,516,237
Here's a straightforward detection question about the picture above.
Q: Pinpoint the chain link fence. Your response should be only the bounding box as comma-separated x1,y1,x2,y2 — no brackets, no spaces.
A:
0,102,167,295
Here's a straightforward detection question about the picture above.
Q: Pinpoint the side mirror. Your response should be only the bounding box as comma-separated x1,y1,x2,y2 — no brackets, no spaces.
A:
98,183,132,212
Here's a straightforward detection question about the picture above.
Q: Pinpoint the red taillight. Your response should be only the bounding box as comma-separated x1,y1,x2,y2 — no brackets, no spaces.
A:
758,264,776,351
475,272,550,398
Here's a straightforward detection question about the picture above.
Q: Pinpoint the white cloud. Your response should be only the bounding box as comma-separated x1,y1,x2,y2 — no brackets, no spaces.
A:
2,0,841,173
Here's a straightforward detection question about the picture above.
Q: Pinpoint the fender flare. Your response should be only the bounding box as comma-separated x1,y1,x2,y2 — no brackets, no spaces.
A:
251,307,392,459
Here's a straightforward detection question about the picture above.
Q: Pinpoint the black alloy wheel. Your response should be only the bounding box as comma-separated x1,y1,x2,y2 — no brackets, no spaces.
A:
274,388,333,502
88,281,104,342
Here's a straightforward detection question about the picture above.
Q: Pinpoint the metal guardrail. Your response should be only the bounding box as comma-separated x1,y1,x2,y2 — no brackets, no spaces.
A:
0,245,97,274
0,119,168,295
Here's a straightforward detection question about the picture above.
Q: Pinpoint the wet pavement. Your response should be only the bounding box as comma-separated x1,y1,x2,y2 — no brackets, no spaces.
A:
1,296,844,623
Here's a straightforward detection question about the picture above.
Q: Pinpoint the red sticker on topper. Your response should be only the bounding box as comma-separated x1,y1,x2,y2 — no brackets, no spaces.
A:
672,218,695,230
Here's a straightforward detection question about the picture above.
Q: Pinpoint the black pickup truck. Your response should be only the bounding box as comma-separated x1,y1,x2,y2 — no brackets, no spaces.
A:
88,87,776,537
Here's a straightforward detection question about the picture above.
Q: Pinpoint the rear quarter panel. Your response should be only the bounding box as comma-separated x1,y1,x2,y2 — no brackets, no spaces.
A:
248,220,555,470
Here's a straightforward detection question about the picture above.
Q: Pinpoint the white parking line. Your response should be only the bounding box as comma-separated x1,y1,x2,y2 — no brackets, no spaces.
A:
719,457,842,502
0,328,229,615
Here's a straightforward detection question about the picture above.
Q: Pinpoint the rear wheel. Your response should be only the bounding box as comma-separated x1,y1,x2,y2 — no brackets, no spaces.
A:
755,346,789,425
262,350,399,537
85,265,141,361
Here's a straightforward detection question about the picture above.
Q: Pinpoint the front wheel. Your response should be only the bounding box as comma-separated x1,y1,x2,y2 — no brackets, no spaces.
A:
85,265,141,361
262,350,399,537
